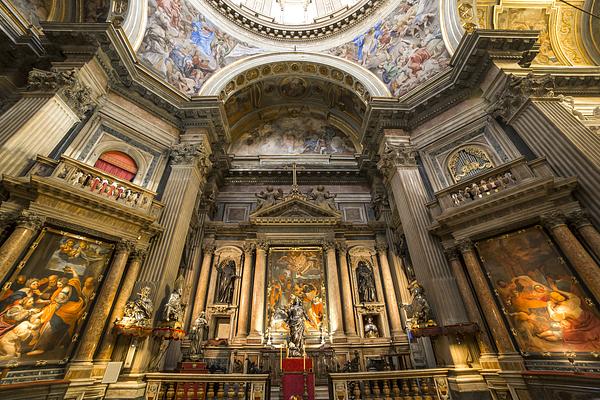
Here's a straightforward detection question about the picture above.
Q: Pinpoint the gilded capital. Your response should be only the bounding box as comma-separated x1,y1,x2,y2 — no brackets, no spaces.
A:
567,210,592,230
443,247,460,261
243,241,256,254
322,240,336,251
16,210,45,231
335,240,348,253
170,142,211,174
458,239,475,253
115,240,135,254
541,211,567,230
256,240,270,251
377,142,418,181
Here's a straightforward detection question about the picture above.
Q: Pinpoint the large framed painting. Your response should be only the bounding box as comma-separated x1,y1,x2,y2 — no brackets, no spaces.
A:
475,226,600,355
266,247,328,337
0,227,114,367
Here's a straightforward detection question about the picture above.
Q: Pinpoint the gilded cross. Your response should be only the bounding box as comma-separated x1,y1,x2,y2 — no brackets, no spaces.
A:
284,162,304,187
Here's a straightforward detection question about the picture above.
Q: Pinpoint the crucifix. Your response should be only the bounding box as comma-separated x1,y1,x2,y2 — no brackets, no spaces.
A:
284,162,305,193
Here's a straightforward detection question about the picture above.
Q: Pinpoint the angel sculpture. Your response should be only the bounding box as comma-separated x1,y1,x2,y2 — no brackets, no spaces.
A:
255,186,284,210
120,286,154,327
279,296,309,357
307,185,337,211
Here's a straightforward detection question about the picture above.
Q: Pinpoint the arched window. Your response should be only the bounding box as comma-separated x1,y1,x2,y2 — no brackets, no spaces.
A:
94,151,138,181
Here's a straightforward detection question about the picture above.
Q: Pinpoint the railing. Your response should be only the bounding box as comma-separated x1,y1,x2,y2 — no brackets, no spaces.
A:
29,155,162,217
144,373,271,400
329,369,452,400
429,157,555,216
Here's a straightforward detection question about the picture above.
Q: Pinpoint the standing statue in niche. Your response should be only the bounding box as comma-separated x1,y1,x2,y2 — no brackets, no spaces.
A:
356,261,377,303
282,296,309,357
188,311,208,361
364,316,379,338
216,259,238,304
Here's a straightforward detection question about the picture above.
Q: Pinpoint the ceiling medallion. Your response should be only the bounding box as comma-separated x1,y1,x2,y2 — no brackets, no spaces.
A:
205,0,387,41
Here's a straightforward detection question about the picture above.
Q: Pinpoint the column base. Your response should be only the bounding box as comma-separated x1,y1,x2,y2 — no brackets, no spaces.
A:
246,332,263,344
91,360,110,379
104,380,147,399
479,353,500,370
498,353,525,371
65,360,94,380
330,331,347,343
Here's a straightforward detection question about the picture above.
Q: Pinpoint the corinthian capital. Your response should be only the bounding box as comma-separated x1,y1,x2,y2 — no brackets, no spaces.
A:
458,239,475,253
567,210,592,230
115,240,135,254
243,241,256,254
377,142,418,181
16,210,45,231
27,68,94,117
170,142,211,173
541,211,567,230
491,72,555,122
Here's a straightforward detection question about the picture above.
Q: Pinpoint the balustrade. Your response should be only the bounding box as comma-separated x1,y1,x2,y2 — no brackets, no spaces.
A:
28,155,162,216
145,373,270,400
330,369,451,400
429,157,555,215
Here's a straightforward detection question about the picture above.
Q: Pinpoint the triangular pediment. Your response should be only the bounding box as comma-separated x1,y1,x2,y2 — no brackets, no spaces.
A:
250,195,341,225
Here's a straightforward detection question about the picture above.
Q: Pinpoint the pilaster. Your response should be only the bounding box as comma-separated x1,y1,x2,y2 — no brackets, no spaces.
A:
324,239,344,340
248,240,269,343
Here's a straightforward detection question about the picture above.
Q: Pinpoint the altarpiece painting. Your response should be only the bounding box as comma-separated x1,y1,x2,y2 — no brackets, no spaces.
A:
0,228,114,366
267,248,327,337
476,226,600,354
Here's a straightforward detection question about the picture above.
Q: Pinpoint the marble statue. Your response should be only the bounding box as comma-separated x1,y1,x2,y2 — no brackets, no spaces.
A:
119,286,153,327
356,261,376,303
163,280,184,323
255,186,283,210
216,259,238,304
188,311,208,360
282,296,309,357
307,185,337,211
364,316,379,338
403,281,436,329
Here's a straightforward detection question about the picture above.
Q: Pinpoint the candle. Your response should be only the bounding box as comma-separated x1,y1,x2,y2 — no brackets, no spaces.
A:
280,344,283,370
303,348,306,371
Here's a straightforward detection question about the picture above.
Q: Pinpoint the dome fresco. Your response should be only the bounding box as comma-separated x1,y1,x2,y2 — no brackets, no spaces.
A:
239,0,362,26
137,0,449,97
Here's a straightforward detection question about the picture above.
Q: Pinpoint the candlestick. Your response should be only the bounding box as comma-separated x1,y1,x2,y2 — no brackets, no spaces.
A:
303,348,306,371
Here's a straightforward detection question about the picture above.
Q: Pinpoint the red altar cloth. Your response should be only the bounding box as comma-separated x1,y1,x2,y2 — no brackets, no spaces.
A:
282,358,315,400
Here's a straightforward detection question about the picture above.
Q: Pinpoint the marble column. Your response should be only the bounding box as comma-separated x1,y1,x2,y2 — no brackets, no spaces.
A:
375,238,404,339
248,240,268,342
568,210,600,261
335,241,357,337
378,139,467,326
95,249,147,362
542,211,600,302
191,242,216,317
459,240,515,355
69,240,133,374
323,240,344,339
236,241,255,339
444,248,494,356
0,210,45,284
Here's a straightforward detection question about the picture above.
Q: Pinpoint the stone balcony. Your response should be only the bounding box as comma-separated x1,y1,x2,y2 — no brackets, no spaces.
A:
426,157,578,239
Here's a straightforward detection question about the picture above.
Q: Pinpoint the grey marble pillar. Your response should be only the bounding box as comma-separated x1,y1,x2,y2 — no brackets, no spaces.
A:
236,241,255,339
335,241,357,337
248,240,268,342
324,240,344,339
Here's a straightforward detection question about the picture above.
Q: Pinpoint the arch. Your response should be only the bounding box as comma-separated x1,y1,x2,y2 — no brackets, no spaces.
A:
121,0,148,52
198,52,392,98
94,150,138,181
86,138,150,187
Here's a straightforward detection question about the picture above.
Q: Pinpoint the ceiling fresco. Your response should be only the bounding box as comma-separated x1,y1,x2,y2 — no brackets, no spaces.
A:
136,0,449,97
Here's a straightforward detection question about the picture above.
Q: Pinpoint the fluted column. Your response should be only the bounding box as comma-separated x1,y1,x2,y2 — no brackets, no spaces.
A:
95,249,147,362
335,241,357,337
568,210,600,261
0,210,45,283
248,241,268,342
376,238,403,338
138,139,211,304
444,248,494,355
377,138,467,325
324,240,344,339
236,241,255,339
542,211,600,302
192,242,216,316
68,240,133,376
459,240,515,355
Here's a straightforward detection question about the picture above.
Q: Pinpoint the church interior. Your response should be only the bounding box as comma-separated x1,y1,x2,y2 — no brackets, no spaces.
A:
0,0,599,399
